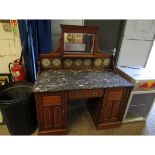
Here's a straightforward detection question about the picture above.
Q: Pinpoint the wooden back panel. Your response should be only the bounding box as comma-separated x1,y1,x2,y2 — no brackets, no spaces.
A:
38,25,114,72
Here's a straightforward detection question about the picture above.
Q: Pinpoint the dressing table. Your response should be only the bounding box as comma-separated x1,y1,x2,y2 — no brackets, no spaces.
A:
33,25,133,135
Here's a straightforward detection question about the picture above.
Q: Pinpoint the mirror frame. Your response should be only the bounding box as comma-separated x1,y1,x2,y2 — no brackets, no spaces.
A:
56,25,102,56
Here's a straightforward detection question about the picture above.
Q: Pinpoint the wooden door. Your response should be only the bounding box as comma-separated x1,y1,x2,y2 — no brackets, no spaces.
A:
99,88,126,123
36,92,67,131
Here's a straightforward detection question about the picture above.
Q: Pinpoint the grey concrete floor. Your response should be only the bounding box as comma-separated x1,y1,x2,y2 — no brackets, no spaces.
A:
0,101,155,135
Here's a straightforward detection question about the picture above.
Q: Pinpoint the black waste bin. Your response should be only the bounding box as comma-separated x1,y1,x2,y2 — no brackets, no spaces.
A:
0,81,37,135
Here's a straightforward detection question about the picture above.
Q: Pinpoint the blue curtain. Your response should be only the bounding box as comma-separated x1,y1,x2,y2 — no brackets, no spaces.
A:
18,20,52,83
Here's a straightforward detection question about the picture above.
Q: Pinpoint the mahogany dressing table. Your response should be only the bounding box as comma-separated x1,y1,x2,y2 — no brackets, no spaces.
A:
33,25,133,135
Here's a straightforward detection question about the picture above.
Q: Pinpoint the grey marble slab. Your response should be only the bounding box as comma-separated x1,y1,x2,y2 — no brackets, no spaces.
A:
33,70,133,92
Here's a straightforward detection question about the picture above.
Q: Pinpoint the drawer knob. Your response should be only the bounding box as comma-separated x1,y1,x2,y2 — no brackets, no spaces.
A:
92,92,97,96
76,93,81,97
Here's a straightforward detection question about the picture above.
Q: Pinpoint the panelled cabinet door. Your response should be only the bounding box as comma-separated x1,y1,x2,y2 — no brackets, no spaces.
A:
43,106,64,129
37,92,67,130
99,88,126,123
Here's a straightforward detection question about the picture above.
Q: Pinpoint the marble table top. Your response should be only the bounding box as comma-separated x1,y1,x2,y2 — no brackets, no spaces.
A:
33,70,133,92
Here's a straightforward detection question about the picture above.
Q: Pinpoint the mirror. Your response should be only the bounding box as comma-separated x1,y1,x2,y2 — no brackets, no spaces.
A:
64,33,95,53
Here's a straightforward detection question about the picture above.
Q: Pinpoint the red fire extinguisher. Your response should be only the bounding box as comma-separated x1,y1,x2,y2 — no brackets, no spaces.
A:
9,58,26,81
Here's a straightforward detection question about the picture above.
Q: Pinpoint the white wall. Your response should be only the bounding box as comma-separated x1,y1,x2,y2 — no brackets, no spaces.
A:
146,40,155,70
0,21,22,73
51,20,84,51
123,20,155,40
117,20,155,67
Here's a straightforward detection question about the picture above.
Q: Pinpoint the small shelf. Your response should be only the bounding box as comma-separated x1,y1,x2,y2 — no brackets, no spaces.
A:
40,52,62,58
62,54,96,58
62,54,112,58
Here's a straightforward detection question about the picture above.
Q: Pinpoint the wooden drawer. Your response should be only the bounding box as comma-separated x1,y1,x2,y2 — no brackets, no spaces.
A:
107,89,123,101
43,96,61,107
69,89,104,100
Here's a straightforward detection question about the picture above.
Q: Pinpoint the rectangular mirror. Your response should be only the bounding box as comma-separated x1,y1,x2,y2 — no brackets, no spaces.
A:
64,33,95,53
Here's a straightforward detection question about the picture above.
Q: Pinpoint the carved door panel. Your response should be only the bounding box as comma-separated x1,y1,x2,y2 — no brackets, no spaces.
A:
43,106,65,129
99,88,126,123
38,92,67,130
100,100,122,123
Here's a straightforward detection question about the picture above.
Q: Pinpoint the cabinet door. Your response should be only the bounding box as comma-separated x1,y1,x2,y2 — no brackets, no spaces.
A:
99,88,126,123
37,92,67,130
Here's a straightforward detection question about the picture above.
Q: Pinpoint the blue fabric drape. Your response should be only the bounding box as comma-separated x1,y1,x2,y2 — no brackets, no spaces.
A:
37,20,52,53
18,20,52,82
